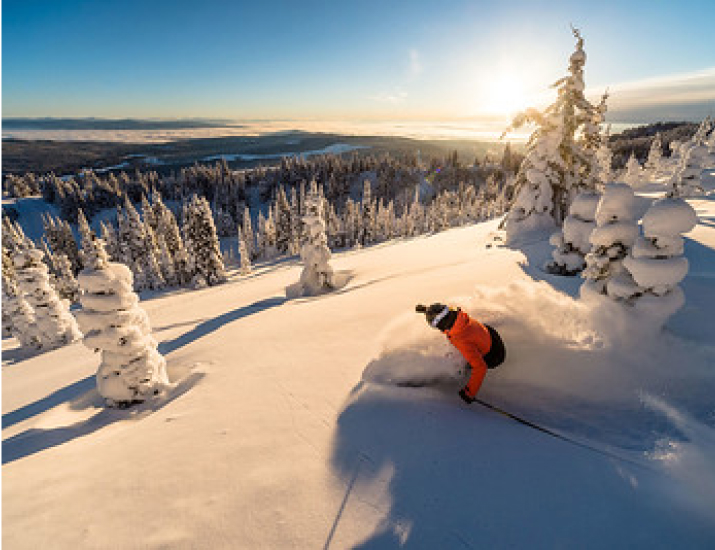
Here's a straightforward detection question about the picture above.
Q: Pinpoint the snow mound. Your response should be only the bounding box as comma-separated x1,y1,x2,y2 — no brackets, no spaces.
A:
642,197,698,236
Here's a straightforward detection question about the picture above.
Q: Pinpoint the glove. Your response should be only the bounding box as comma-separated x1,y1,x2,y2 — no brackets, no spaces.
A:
459,387,476,404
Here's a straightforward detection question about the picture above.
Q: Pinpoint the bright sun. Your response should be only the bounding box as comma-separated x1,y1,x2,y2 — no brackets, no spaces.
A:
481,72,532,118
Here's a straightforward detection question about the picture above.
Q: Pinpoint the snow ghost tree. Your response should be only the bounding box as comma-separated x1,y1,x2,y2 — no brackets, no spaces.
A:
298,181,335,295
545,191,600,275
503,112,561,241
13,237,81,349
237,227,252,275
671,143,708,197
581,183,639,299
613,198,698,324
75,237,168,408
182,195,227,287
622,153,643,188
503,28,605,243
645,133,663,176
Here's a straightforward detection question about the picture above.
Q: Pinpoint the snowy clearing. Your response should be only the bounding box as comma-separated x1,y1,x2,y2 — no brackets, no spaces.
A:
4,174,715,548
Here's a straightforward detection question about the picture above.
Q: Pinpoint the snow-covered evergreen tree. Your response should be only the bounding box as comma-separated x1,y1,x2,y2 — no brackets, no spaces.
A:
75,237,168,407
76,209,95,268
13,237,81,349
52,252,80,304
143,216,163,290
2,243,20,338
580,183,639,299
360,180,376,245
289,187,302,255
258,208,278,259
242,206,255,260
237,227,252,275
117,197,164,290
671,143,708,197
503,112,561,241
100,221,120,261
645,133,663,176
153,192,191,285
42,214,81,274
596,125,613,185
274,187,293,255
610,198,698,323
545,191,600,275
504,28,601,243
622,153,643,188
182,195,226,287
298,181,335,295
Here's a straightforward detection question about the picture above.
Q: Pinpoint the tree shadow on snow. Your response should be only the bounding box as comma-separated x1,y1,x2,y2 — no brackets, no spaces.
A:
2,371,204,465
2,375,95,430
157,296,287,355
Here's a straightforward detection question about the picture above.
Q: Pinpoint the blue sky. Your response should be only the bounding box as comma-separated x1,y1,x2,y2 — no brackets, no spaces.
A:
3,0,715,122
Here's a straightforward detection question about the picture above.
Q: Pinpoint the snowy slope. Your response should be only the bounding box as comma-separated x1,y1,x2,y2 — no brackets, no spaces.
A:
4,177,715,548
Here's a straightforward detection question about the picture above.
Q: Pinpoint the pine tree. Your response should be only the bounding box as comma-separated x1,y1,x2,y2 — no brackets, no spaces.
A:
671,143,708,197
155,234,177,286
142,221,166,290
153,191,191,285
52,252,81,304
237,227,252,275
612,197,698,323
182,195,226,287
622,153,643,188
242,206,255,260
299,181,335,294
75,237,168,407
545,191,600,275
360,180,376,245
503,28,601,242
100,221,120,261
2,243,19,338
76,208,95,268
645,133,663,176
13,236,81,349
581,183,639,299
274,187,293,255
42,214,81,274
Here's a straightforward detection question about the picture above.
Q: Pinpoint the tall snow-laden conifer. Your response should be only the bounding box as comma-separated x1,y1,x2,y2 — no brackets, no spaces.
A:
360,180,376,245
504,28,602,243
242,206,255,260
298,181,335,294
76,237,168,407
581,183,639,299
13,236,81,349
611,197,698,324
183,195,226,287
237,227,252,275
274,187,293,255
645,133,663,176
623,154,643,188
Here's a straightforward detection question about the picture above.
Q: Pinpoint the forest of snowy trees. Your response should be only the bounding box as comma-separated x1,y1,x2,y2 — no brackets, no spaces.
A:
2,149,516,300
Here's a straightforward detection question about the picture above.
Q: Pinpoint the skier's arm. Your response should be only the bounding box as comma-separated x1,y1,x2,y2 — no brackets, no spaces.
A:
461,346,488,398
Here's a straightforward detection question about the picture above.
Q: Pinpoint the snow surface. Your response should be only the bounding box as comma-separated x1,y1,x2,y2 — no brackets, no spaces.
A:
4,171,715,548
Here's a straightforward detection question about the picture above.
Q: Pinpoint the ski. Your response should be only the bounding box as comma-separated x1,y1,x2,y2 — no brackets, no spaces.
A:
474,399,653,471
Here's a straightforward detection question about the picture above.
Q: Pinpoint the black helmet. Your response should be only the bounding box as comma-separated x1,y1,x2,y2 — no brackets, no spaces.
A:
415,303,458,331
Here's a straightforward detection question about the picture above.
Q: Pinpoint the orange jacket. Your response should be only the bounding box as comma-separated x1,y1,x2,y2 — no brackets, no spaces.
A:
445,310,492,398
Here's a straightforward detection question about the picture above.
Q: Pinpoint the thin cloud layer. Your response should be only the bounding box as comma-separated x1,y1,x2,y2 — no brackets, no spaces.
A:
595,68,715,122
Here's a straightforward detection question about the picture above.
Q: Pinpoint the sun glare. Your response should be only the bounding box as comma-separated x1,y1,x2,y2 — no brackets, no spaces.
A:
481,72,532,118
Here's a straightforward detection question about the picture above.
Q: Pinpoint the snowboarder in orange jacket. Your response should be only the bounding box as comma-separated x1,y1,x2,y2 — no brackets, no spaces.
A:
416,303,506,404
